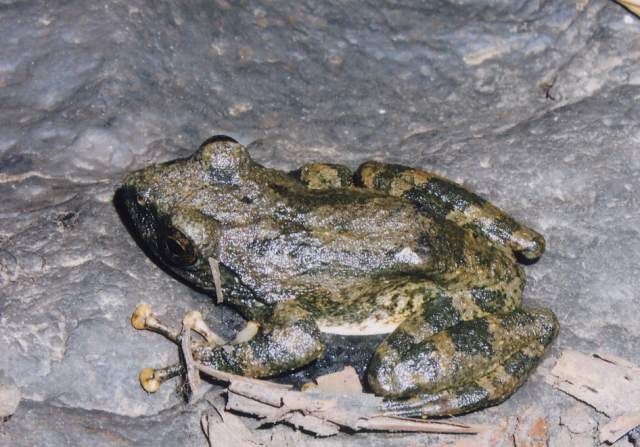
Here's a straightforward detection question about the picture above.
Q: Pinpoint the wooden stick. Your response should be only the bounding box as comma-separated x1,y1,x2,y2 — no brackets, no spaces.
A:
616,0,640,16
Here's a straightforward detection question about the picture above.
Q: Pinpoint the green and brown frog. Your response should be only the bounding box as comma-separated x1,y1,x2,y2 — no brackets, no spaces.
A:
118,135,558,417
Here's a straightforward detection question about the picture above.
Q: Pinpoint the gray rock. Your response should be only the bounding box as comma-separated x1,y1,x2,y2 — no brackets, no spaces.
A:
1,0,639,444
0,383,21,419
630,426,640,446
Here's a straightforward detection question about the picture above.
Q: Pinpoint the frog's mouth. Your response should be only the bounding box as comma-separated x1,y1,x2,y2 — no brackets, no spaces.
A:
115,185,163,250
115,185,186,270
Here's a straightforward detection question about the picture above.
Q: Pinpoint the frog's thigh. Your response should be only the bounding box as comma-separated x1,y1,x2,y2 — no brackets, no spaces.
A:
199,301,325,378
367,307,558,416
381,341,547,417
355,161,545,261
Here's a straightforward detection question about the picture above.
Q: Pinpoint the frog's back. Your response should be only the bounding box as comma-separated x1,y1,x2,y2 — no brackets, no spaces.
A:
218,181,436,304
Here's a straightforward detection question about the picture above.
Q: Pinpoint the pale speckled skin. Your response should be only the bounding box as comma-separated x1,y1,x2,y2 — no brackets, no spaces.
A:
118,136,558,417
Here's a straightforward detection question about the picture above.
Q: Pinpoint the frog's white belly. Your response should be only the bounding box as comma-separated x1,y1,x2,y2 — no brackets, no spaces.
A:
317,318,401,336
303,275,427,336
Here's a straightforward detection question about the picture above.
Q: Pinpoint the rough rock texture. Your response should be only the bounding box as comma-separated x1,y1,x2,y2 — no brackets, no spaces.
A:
1,0,639,445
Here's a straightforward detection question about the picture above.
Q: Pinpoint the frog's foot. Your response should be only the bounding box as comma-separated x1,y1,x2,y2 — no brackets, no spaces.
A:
355,161,545,261
131,303,228,346
130,301,325,392
131,303,228,392
367,307,558,417
138,364,184,393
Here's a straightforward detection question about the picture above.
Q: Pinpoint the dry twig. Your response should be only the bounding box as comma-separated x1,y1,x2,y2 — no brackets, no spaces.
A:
616,0,640,16
174,313,486,438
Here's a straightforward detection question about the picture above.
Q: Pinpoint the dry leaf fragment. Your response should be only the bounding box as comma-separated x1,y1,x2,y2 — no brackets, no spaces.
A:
306,366,363,394
545,350,640,417
201,405,265,447
546,350,640,444
599,411,640,444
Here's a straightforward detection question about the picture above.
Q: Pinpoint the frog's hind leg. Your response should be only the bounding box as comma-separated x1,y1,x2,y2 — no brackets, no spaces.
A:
380,342,547,418
355,161,545,261
367,307,558,417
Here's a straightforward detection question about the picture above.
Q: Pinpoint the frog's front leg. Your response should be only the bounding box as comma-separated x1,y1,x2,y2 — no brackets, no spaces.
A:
132,301,325,391
368,307,558,417
197,301,325,377
355,161,545,261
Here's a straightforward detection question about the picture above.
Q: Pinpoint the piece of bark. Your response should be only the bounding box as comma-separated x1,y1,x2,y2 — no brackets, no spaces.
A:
181,319,204,401
196,362,292,390
546,350,640,444
227,391,342,436
201,404,265,447
545,350,640,417
222,374,487,437
304,366,363,394
600,411,640,444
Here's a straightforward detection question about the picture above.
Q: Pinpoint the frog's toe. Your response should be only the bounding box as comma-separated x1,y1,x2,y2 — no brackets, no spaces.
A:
138,364,183,393
182,310,227,346
131,303,227,347
131,303,181,342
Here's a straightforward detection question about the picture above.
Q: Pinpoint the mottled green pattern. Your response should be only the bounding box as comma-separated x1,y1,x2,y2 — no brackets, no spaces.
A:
119,136,558,417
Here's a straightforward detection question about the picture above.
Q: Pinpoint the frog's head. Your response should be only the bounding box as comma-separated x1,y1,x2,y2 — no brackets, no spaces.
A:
116,135,259,291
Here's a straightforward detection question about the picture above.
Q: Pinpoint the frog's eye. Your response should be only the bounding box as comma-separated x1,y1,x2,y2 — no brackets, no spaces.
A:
162,227,197,267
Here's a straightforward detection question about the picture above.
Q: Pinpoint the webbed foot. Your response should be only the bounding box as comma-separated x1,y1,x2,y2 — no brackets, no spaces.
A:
131,303,227,393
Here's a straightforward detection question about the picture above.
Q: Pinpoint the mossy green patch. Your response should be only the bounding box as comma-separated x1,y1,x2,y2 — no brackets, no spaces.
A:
448,319,494,357
471,287,509,314
404,178,486,219
423,294,461,333
503,351,538,377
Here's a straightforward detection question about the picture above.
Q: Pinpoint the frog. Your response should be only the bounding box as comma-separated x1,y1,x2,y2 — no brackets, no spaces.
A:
118,135,558,417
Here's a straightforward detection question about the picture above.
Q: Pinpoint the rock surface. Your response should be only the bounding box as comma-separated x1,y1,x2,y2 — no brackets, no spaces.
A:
1,0,639,445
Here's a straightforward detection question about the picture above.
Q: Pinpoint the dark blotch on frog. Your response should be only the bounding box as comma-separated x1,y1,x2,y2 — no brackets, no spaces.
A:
118,135,558,417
